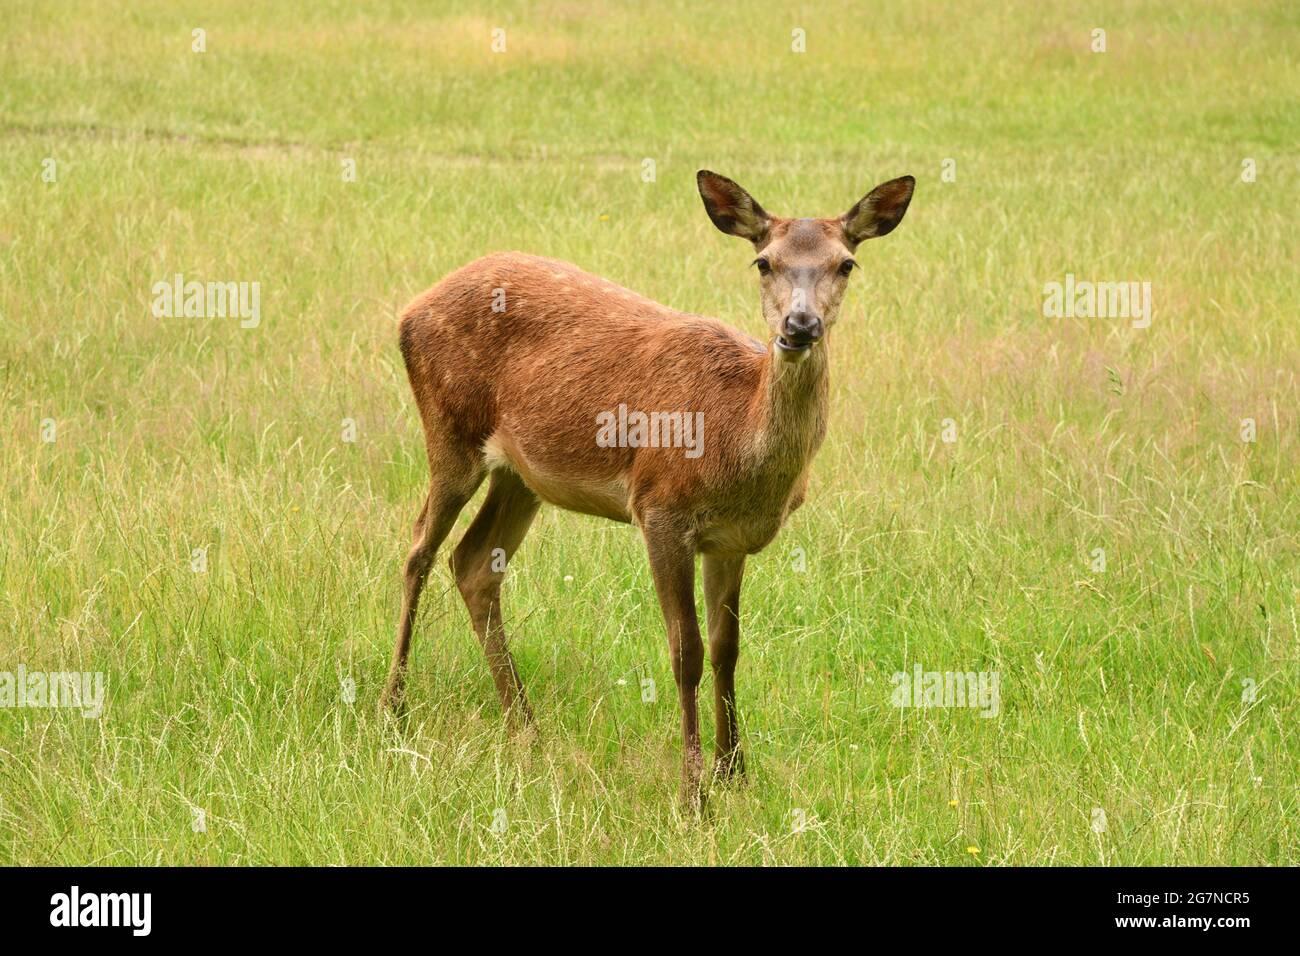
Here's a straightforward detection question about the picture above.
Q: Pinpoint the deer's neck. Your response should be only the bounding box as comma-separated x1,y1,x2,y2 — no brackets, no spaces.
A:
748,340,830,473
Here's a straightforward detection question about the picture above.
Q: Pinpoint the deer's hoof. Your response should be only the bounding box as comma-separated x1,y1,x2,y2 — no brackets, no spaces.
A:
378,686,407,720
681,767,708,817
680,785,708,819
713,748,746,785
512,720,542,750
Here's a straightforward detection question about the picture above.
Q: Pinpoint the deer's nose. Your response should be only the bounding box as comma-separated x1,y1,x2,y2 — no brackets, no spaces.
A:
780,312,823,347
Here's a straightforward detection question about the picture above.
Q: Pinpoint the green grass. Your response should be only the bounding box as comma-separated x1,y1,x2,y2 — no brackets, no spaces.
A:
1,0,1297,865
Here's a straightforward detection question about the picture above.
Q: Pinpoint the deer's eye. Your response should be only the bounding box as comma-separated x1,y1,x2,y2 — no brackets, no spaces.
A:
754,258,772,276
838,259,856,277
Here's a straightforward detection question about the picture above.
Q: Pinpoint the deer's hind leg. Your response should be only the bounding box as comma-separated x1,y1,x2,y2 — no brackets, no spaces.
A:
449,468,540,724
380,436,484,716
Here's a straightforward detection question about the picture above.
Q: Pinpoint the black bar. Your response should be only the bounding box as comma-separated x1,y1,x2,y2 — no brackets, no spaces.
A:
0,866,1281,942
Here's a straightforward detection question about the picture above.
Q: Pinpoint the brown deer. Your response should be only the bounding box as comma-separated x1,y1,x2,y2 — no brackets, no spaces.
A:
381,170,914,808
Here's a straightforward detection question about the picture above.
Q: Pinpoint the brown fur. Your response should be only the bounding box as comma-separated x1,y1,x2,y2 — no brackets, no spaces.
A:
380,171,914,809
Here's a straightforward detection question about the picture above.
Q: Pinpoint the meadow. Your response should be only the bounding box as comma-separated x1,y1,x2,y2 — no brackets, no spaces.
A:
1,0,1297,865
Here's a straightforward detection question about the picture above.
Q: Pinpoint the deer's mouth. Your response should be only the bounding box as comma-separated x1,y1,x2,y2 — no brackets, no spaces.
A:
775,335,815,355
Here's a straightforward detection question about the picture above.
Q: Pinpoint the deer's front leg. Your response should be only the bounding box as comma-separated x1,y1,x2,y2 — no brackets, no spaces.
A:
703,552,745,781
640,511,705,811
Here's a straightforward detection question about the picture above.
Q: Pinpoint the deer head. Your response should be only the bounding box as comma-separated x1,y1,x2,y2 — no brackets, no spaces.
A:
697,170,915,363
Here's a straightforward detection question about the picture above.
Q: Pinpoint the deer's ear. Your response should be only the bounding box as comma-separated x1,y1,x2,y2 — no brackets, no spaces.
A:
697,171,771,244
841,175,915,245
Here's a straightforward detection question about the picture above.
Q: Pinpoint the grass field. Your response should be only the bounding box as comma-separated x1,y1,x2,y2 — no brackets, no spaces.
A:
1,0,1297,865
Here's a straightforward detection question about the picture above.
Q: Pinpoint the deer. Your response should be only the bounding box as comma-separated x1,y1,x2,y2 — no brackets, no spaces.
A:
380,170,915,809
